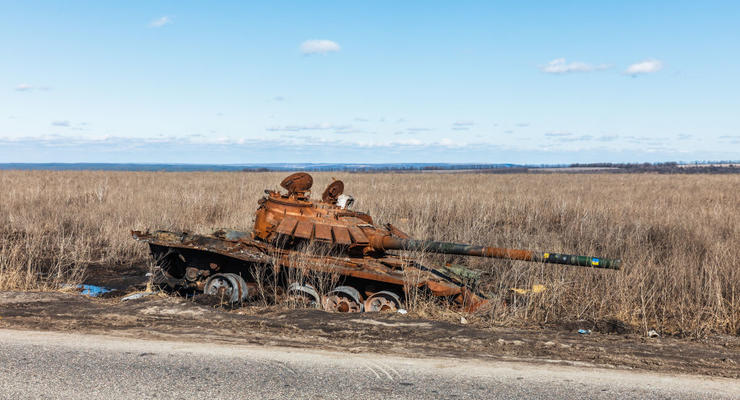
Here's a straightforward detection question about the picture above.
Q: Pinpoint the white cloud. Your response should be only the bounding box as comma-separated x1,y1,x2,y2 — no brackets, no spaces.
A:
719,135,740,144
0,134,469,152
545,131,572,137
452,121,475,127
267,123,351,133
439,138,462,148
625,59,663,75
2,133,735,164
51,120,71,127
15,83,33,91
554,135,594,143
14,83,51,92
452,121,474,131
149,16,173,28
406,127,431,133
300,40,341,55
540,58,610,74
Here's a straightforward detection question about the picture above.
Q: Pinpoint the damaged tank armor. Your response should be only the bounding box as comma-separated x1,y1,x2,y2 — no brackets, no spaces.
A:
133,173,620,312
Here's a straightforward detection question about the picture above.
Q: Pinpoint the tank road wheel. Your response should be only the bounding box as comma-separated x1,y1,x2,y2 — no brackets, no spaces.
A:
322,286,364,313
364,291,402,313
203,273,249,304
286,282,321,308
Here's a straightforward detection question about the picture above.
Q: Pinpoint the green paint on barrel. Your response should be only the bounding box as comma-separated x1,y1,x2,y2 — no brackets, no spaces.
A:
383,237,621,270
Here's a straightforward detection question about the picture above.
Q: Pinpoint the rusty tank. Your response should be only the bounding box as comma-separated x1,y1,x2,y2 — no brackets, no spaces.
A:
132,173,620,313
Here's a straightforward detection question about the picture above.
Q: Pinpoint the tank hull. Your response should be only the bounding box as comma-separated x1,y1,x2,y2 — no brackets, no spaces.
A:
132,230,489,312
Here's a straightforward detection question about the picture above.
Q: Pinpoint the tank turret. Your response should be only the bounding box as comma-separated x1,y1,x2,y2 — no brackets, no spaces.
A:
253,173,621,270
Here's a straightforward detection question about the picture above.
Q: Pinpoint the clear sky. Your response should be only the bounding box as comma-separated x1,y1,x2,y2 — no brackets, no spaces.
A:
1,1,738,164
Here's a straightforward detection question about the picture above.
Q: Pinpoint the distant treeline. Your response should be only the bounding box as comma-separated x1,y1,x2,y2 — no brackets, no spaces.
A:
564,162,738,174
243,162,739,174
241,164,519,173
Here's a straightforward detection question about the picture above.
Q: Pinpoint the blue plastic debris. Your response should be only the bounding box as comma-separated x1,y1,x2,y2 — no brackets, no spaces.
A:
578,329,592,335
64,284,112,297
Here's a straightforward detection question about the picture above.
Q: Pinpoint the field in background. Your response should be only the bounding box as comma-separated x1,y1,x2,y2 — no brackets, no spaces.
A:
0,171,738,337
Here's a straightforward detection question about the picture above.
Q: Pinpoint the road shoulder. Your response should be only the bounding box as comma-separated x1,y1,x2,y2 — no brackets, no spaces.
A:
0,291,737,379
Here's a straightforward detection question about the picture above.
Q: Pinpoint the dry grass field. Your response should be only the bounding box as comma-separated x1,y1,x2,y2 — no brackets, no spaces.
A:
0,170,738,337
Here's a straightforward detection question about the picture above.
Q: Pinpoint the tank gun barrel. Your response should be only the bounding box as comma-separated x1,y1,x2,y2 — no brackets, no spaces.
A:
375,236,621,270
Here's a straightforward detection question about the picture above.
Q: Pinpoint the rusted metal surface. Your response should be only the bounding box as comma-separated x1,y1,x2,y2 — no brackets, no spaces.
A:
203,273,250,303
280,172,313,197
321,179,344,204
314,223,333,242
287,282,321,308
332,226,351,245
347,226,369,244
322,286,364,313
276,217,298,236
364,291,402,312
293,220,314,239
133,172,620,314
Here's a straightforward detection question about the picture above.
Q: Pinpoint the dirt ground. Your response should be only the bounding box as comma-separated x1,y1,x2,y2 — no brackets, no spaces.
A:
1,281,737,379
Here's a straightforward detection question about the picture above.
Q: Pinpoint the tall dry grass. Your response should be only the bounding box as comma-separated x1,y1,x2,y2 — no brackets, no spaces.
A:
0,170,737,336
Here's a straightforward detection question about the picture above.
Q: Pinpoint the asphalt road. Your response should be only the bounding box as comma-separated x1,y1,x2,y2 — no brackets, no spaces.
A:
0,329,736,399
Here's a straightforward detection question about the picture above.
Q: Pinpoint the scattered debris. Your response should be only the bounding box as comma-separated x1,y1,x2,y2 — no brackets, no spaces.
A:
578,329,592,335
63,284,112,297
647,329,660,338
510,284,547,295
460,316,468,324
397,309,408,315
121,292,157,302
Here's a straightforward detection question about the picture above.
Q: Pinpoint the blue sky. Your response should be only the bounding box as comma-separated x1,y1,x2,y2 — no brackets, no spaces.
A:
1,1,738,164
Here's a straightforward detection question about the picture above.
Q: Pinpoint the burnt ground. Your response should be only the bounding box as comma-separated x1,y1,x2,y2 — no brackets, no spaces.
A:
0,291,738,379
82,263,151,291
0,265,737,379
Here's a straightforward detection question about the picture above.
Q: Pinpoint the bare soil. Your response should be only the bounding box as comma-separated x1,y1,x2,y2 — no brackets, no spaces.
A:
1,288,737,379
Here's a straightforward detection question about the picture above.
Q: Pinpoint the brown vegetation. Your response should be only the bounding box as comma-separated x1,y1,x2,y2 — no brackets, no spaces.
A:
0,171,738,337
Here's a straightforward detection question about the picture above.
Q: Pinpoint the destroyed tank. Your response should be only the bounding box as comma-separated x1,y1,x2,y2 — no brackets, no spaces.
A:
132,173,620,312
